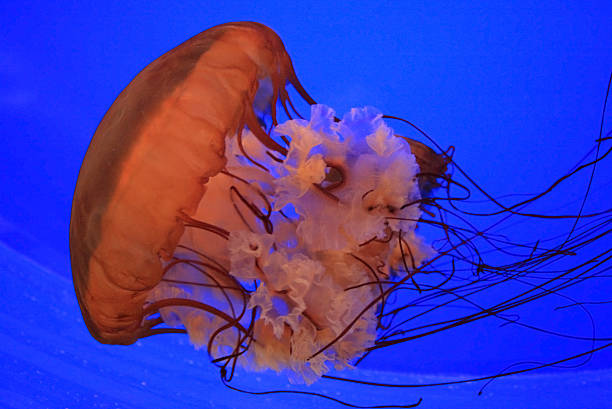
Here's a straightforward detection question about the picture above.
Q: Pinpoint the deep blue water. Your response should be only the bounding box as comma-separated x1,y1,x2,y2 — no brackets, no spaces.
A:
2,1,611,408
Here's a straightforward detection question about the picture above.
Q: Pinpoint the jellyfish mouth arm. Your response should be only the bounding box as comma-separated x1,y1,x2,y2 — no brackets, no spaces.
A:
147,104,444,385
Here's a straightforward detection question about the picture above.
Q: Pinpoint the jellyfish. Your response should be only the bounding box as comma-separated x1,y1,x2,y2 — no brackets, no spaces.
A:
70,21,612,408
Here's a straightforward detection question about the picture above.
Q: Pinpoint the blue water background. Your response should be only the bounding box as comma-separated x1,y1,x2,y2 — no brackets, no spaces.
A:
1,1,611,408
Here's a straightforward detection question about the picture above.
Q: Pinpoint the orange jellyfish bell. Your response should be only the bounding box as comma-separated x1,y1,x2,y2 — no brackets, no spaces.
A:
70,22,316,345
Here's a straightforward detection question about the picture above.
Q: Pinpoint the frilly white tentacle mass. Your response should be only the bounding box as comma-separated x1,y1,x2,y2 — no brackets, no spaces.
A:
148,105,435,384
